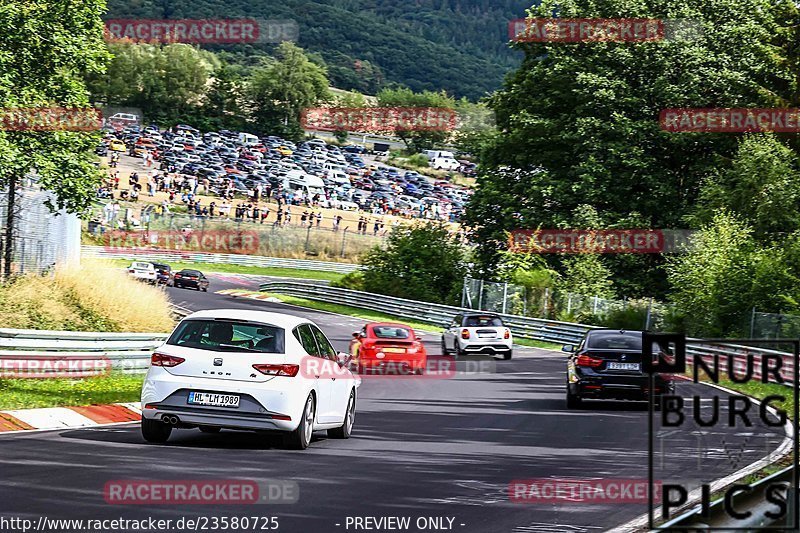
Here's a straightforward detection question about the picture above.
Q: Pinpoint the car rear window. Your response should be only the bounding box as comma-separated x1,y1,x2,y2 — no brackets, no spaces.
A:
372,326,411,339
586,332,642,350
464,316,503,327
167,319,285,353
132,262,153,269
179,270,201,276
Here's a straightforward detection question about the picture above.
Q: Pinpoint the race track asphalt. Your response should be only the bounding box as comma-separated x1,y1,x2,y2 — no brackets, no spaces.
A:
0,274,789,533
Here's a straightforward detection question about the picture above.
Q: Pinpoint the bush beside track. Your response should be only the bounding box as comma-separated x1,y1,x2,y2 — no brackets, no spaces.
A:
0,260,174,333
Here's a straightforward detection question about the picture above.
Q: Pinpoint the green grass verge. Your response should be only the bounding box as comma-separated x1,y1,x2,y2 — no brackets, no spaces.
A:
706,376,795,418
273,294,443,332
514,337,563,350
104,258,346,282
0,373,144,410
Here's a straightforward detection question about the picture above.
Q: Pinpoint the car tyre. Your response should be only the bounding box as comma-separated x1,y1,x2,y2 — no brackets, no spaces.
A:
440,336,449,355
141,417,172,443
566,386,582,409
454,341,464,359
202,287,208,292
503,349,513,360
328,391,355,439
284,394,315,450
199,426,221,434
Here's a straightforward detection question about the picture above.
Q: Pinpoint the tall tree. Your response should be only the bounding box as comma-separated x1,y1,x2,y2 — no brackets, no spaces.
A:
87,41,218,123
0,0,110,277
465,0,797,297
247,42,329,140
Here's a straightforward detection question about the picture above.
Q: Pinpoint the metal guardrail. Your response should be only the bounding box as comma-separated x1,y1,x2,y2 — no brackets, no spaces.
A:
0,328,168,375
82,245,360,274
258,280,595,344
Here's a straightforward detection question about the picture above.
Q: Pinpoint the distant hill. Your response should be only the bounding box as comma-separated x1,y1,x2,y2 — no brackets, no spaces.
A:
105,0,535,100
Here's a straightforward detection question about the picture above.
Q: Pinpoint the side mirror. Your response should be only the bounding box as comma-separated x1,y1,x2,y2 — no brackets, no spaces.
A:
352,331,360,338
561,345,575,353
336,352,352,367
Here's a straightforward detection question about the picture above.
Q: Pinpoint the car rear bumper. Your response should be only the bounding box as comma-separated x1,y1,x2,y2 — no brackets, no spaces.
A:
569,375,674,400
459,341,513,354
141,372,305,432
175,279,204,288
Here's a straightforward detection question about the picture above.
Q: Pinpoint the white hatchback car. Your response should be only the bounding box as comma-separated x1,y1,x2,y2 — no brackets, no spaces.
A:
141,309,358,449
441,312,513,360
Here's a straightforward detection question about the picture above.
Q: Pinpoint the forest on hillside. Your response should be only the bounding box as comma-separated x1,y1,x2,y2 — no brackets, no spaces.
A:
106,0,536,99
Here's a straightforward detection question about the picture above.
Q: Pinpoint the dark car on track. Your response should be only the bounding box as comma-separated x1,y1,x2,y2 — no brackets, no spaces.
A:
173,269,209,292
563,329,675,409
152,263,173,286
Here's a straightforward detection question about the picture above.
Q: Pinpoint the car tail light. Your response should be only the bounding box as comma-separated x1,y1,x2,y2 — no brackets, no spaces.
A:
504,329,510,339
174,274,181,278
576,355,603,368
252,364,299,377
128,269,134,273
461,329,470,339
151,353,185,367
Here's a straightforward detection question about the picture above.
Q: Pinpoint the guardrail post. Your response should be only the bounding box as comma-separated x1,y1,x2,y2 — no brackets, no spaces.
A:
502,282,508,314
305,224,312,252
750,307,756,338
593,295,599,314
478,279,484,310
340,228,348,258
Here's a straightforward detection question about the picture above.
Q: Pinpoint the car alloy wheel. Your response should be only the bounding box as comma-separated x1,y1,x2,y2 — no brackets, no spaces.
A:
302,395,314,445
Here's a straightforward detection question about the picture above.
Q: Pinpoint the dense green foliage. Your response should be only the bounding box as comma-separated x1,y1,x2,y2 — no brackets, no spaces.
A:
105,0,532,100
362,223,467,305
0,0,110,213
666,212,800,336
466,0,799,304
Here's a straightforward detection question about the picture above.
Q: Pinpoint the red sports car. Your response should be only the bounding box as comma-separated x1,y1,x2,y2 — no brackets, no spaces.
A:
350,322,427,375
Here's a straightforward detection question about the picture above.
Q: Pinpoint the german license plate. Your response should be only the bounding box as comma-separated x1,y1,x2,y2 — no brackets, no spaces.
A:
383,347,406,353
607,362,640,371
188,392,240,408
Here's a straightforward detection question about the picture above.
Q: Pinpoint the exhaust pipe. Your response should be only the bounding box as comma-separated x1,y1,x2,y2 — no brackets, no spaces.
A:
161,415,180,425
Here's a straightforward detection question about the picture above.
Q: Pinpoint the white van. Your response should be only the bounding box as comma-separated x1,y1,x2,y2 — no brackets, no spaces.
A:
238,132,259,146
284,171,326,198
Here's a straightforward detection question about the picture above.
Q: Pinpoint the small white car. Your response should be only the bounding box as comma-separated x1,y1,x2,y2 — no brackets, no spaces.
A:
441,313,513,359
141,310,358,449
127,261,157,284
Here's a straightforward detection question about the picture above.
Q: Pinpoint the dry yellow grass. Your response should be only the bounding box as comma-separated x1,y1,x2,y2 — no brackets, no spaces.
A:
0,259,175,333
